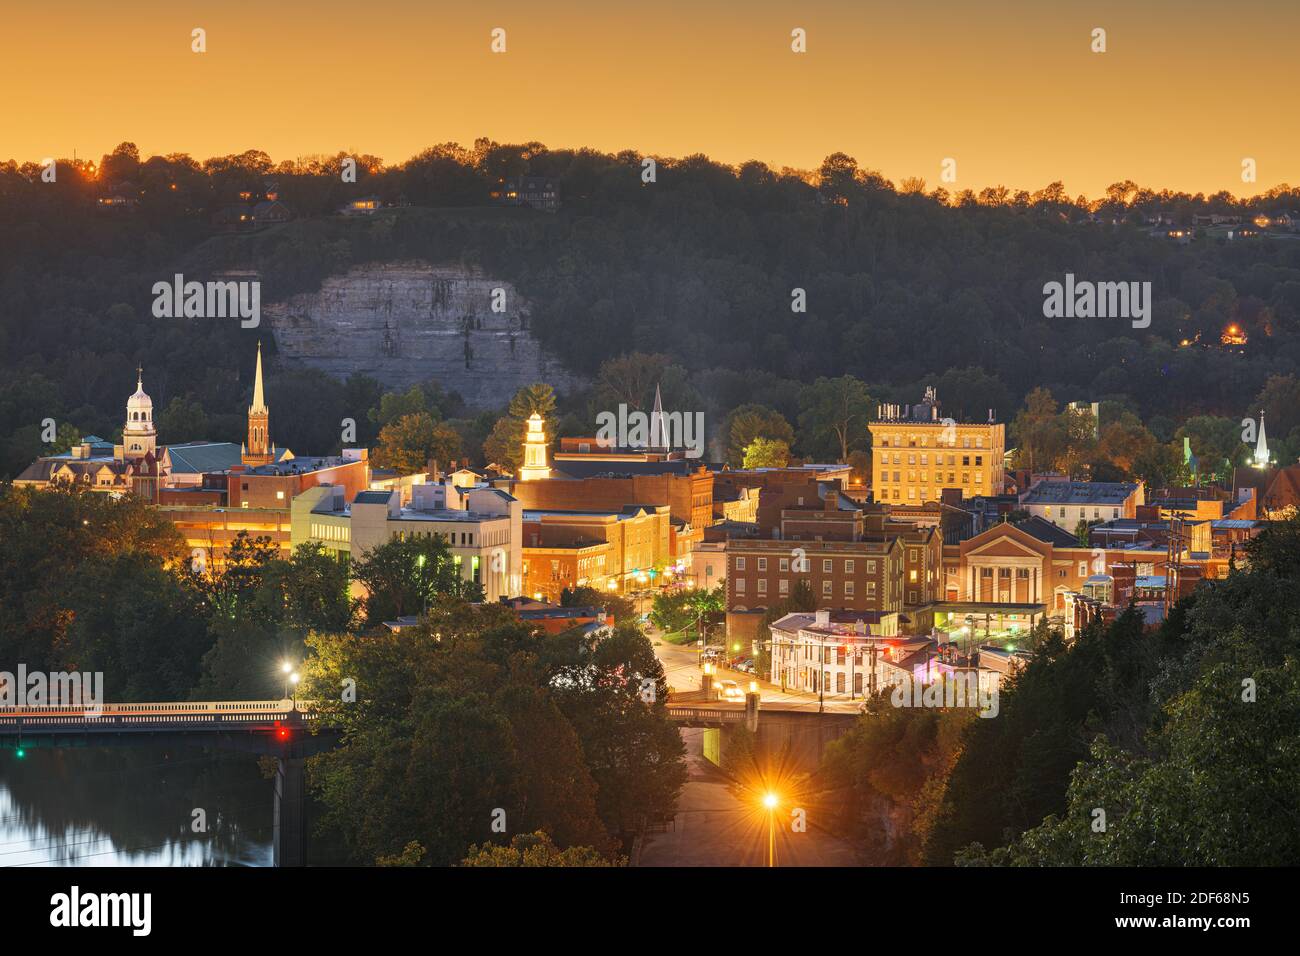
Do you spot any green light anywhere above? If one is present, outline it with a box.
[15,748,25,759]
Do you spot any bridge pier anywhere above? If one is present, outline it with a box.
[273,756,307,867]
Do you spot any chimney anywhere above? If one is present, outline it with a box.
[814,609,830,626]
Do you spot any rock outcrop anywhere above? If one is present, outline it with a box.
[263,261,581,409]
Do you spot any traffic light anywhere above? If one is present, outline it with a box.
[15,747,25,759]
[275,721,290,741]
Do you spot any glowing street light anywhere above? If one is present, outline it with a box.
[289,672,300,709]
[762,792,779,867]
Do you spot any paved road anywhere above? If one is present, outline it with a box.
[636,727,860,867]
[649,627,865,714]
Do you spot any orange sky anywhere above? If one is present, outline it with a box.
[2,0,1295,196]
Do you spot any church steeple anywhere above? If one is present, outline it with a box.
[243,341,274,467]
[648,383,668,452]
[251,341,267,413]
[1253,409,1270,468]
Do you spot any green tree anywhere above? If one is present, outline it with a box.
[743,437,790,469]
[1010,388,1064,473]
[350,534,484,625]
[548,622,687,840]
[797,375,873,462]
[461,831,621,867]
[483,383,557,472]
[373,412,462,475]
[560,585,636,622]
[726,405,795,467]
[157,395,209,444]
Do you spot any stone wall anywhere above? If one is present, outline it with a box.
[263,261,582,409]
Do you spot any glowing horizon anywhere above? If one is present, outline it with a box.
[2,0,1296,198]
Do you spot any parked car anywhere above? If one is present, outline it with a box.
[735,659,756,674]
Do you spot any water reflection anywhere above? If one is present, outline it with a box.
[0,744,272,866]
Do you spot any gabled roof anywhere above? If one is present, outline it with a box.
[1013,515,1082,547]
[164,442,244,474]
[1264,465,1300,509]
[1022,480,1139,506]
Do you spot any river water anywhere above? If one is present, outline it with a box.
[0,744,273,867]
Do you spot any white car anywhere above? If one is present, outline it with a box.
[717,679,744,702]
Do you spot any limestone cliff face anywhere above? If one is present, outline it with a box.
[264,261,581,409]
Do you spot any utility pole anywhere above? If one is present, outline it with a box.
[1166,512,1188,616]
[818,635,825,713]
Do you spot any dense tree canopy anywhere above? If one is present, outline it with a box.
[5,140,1300,478]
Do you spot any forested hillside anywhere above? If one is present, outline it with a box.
[4,140,1300,477]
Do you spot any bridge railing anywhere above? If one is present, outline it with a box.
[665,706,748,723]
[0,700,321,732]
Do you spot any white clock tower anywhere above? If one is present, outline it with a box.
[123,367,157,460]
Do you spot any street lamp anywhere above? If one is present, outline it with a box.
[762,792,779,867]
[280,661,292,700]
[289,672,300,710]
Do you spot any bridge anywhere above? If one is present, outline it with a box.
[664,693,858,771]
[0,700,335,867]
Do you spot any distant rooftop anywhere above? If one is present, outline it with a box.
[242,455,350,476]
[1022,480,1139,506]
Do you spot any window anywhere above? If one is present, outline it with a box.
[779,579,789,595]
[735,579,746,593]
[1078,561,1088,576]
[779,558,789,571]
[757,580,767,595]
[822,559,832,572]
[844,560,854,573]
[866,561,876,574]
[864,581,876,595]
[975,456,983,466]
[757,557,767,571]
[735,557,746,571]
[844,582,855,596]
[962,456,970,466]
[822,581,833,595]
